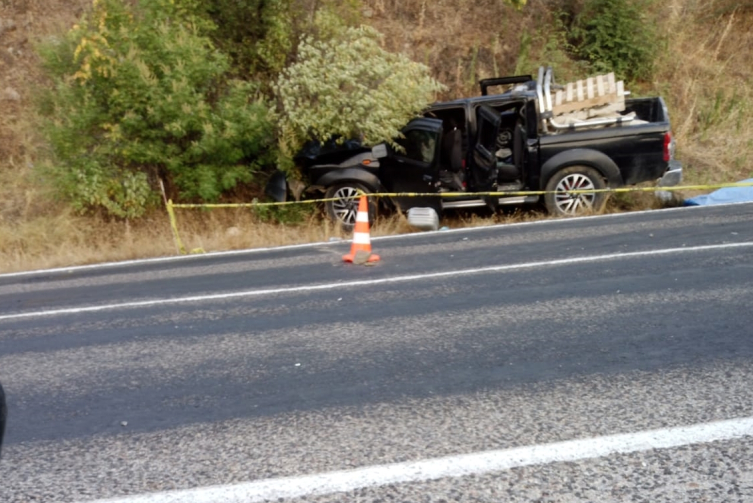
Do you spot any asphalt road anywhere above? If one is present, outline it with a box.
[0,203,752,502]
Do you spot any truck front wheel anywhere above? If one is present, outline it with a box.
[544,166,608,216]
[325,182,377,231]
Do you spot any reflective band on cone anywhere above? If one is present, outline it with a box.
[353,233,371,245]
[343,196,380,264]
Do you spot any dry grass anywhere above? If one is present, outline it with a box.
[364,0,535,98]
[366,0,753,185]
[650,0,753,183]
[0,193,684,273]
[0,206,436,273]
[0,0,92,272]
[0,0,751,273]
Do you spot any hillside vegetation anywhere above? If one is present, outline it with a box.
[0,0,751,272]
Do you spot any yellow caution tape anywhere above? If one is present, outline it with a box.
[169,182,753,209]
[165,199,187,255]
[164,181,753,254]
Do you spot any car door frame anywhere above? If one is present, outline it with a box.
[467,104,502,193]
[378,117,444,212]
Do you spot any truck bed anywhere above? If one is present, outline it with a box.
[624,97,669,124]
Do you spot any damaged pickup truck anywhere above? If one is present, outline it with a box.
[267,66,682,228]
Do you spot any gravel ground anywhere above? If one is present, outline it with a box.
[291,438,753,503]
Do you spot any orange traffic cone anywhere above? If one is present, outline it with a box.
[343,196,380,264]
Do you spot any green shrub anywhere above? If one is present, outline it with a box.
[569,0,659,82]
[200,0,294,80]
[198,0,364,84]
[38,0,275,218]
[275,18,445,165]
[515,11,589,84]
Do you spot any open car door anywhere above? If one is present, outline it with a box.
[469,105,502,193]
[378,117,443,213]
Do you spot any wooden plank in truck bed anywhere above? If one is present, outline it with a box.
[552,73,625,116]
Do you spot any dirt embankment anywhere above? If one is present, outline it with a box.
[1,1,88,161]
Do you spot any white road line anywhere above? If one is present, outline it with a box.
[83,416,753,503]
[0,240,333,279]
[2,241,751,322]
[4,202,749,280]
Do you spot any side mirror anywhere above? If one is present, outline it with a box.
[371,144,388,159]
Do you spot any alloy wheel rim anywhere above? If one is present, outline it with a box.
[331,187,361,225]
[554,173,596,214]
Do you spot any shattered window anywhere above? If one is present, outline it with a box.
[397,130,437,164]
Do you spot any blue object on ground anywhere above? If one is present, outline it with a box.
[684,179,753,206]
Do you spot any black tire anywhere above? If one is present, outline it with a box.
[0,381,6,458]
[544,165,608,216]
[324,182,377,230]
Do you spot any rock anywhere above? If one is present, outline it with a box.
[352,249,371,265]
[2,87,20,102]
[226,226,241,237]
[0,19,17,37]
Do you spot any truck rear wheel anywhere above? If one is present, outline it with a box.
[544,166,608,216]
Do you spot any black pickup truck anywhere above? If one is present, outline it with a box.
[268,67,682,228]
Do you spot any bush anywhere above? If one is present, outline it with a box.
[275,17,445,167]
[198,0,365,85]
[199,0,294,80]
[38,0,275,218]
[569,0,659,82]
